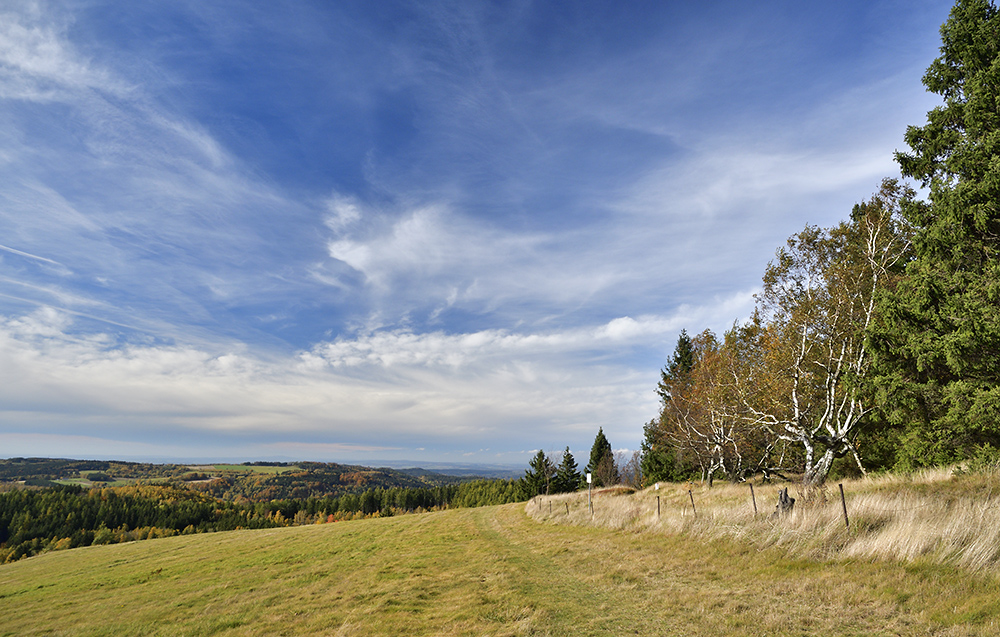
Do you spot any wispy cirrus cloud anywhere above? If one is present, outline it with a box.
[0,2,124,100]
[325,201,554,306]
[0,2,334,347]
[0,0,952,463]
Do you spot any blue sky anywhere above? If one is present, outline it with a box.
[0,0,947,466]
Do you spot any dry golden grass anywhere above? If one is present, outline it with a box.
[6,491,1000,635]
[5,501,1000,636]
[529,468,1000,575]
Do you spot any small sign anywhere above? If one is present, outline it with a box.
[586,473,592,484]
[655,483,660,490]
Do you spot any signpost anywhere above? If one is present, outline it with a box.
[587,472,593,516]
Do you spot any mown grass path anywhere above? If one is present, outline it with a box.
[1,503,998,635]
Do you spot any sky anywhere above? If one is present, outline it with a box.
[0,0,950,467]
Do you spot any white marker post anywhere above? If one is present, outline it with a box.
[587,472,593,516]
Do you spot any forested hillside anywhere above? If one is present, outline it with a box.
[0,478,525,563]
[0,458,473,500]
[0,458,531,564]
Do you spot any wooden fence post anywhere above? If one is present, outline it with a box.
[839,483,849,529]
[689,490,697,518]
[750,483,758,516]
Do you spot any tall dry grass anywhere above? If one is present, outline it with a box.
[527,467,1000,574]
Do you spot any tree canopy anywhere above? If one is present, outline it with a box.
[871,0,1000,468]
[521,450,555,497]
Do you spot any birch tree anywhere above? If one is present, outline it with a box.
[654,330,775,484]
[746,179,914,486]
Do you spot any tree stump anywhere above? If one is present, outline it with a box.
[772,487,795,518]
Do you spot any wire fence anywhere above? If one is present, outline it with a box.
[528,479,1000,529]
[527,477,1000,573]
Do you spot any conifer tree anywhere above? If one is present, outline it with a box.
[586,428,618,487]
[872,0,1000,467]
[643,330,701,483]
[639,419,675,484]
[520,449,555,497]
[553,447,581,493]
[656,330,695,403]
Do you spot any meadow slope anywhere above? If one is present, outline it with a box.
[1,501,999,636]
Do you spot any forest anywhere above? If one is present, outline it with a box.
[0,477,526,563]
[641,0,1000,488]
[0,458,473,498]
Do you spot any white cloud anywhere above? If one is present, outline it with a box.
[307,288,756,372]
[0,301,760,456]
[324,193,363,231]
[328,204,542,287]
[0,242,64,267]
[0,4,124,100]
[308,317,660,370]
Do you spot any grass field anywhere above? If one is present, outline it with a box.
[2,495,1000,636]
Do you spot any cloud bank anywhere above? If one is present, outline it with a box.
[0,301,754,461]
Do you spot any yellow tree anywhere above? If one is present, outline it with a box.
[742,179,914,486]
[657,330,773,484]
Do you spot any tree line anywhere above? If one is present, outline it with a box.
[0,478,527,563]
[519,427,638,497]
[0,458,473,500]
[641,0,1000,487]
[3,442,637,564]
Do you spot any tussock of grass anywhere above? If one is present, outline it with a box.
[528,468,1000,575]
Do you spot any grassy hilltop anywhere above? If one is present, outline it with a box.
[3,470,1000,636]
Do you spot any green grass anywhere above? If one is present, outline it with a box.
[3,503,1000,636]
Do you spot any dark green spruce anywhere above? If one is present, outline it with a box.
[871,0,1000,467]
[586,428,619,487]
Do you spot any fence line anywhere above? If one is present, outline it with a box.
[530,481,1000,531]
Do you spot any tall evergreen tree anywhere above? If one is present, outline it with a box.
[520,450,555,497]
[553,447,581,493]
[639,419,674,484]
[656,330,695,403]
[644,329,702,483]
[871,0,1000,467]
[586,428,618,487]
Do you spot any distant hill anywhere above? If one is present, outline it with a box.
[0,457,486,501]
[396,465,522,480]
